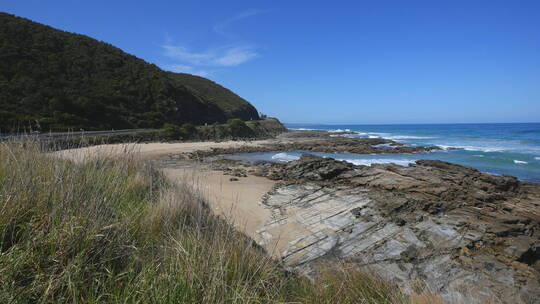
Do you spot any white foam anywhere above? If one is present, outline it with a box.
[437,145,453,151]
[327,128,352,133]
[437,145,505,153]
[462,146,505,152]
[383,135,434,140]
[473,154,485,157]
[535,157,540,160]
[372,143,396,149]
[338,158,416,167]
[289,128,317,131]
[514,160,528,164]
[271,152,300,162]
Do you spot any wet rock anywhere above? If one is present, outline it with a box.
[282,154,353,181]
[189,130,440,159]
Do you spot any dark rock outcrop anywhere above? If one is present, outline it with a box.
[187,133,439,160]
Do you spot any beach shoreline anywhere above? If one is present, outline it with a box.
[55,129,540,302]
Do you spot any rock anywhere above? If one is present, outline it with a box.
[192,136,540,303]
[251,155,540,303]
[282,154,353,181]
[189,130,440,159]
[229,177,239,182]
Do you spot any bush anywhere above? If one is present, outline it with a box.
[227,118,254,138]
[180,123,197,139]
[162,123,183,139]
[162,123,198,140]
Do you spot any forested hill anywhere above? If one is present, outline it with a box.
[0,12,260,132]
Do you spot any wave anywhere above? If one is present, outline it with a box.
[271,152,300,162]
[337,158,416,167]
[330,130,433,140]
[382,135,434,140]
[289,128,317,131]
[514,160,528,164]
[536,157,540,160]
[270,152,415,167]
[436,145,506,153]
[437,145,453,151]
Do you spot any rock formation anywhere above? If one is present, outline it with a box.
[253,155,540,303]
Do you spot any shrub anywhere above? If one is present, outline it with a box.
[227,118,254,138]
[180,123,198,139]
[162,123,183,139]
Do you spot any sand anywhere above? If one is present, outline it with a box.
[163,168,274,233]
[57,140,288,257]
[164,167,315,258]
[55,139,271,162]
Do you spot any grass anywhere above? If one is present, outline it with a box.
[0,140,439,303]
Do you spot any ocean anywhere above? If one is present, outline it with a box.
[230,123,540,182]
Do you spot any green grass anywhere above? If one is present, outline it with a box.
[0,141,439,303]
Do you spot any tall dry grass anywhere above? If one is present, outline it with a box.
[0,140,440,303]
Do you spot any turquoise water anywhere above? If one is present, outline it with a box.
[233,123,540,182]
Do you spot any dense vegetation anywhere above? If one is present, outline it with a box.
[0,142,440,303]
[43,118,287,151]
[0,12,259,133]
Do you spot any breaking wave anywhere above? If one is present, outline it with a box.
[436,145,506,153]
[337,158,416,167]
[271,152,300,162]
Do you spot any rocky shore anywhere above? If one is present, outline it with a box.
[202,154,540,303]
[184,129,440,159]
[154,129,540,303]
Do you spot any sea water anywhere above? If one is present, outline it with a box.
[227,123,540,182]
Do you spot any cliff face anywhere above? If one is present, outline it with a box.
[0,12,259,132]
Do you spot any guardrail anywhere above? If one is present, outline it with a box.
[0,129,158,141]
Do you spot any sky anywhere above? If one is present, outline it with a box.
[2,0,540,124]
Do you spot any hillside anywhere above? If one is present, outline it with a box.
[0,12,259,132]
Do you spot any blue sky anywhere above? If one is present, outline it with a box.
[3,0,540,124]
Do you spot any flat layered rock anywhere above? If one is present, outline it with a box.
[254,155,540,304]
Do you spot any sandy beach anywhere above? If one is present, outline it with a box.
[57,139,289,254]
[55,139,271,161]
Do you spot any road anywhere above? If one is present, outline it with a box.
[0,129,157,141]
